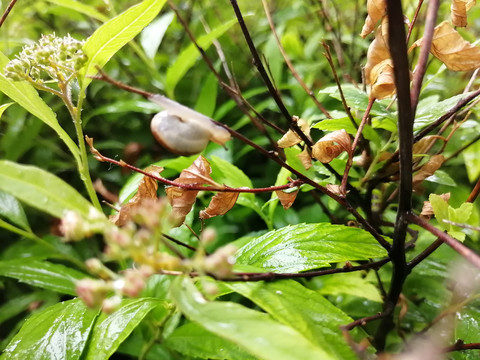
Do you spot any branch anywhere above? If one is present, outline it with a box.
[407,214,480,269]
[0,0,18,28]
[229,0,313,146]
[374,0,413,350]
[444,341,480,353]
[213,258,390,282]
[262,0,331,119]
[87,137,303,194]
[410,0,440,114]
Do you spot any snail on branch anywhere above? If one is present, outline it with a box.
[149,94,231,156]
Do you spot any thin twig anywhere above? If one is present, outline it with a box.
[408,214,480,269]
[443,341,480,353]
[406,0,425,44]
[0,0,18,28]
[162,233,198,253]
[467,177,480,203]
[229,0,312,146]
[216,258,390,282]
[341,312,386,331]
[322,41,358,129]
[262,0,331,118]
[410,0,439,114]
[341,98,375,194]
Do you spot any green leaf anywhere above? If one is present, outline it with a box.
[170,277,333,360]
[0,102,12,118]
[0,259,87,295]
[463,140,480,183]
[425,170,456,187]
[235,223,388,272]
[415,92,473,131]
[84,298,163,360]
[0,190,30,230]
[80,0,166,89]
[1,299,98,360]
[44,0,109,22]
[140,12,174,59]
[314,272,383,302]
[227,280,359,360]
[0,51,81,165]
[165,322,255,360]
[194,72,218,118]
[165,18,238,97]
[0,160,96,219]
[430,194,473,241]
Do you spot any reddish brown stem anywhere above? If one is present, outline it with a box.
[341,97,375,195]
[0,0,18,28]
[407,213,480,269]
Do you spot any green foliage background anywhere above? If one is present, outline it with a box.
[0,0,480,359]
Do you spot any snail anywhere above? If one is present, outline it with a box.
[149,94,231,156]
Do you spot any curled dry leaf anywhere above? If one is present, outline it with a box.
[277,117,311,148]
[199,192,240,219]
[326,184,347,197]
[451,0,476,27]
[411,21,480,71]
[370,59,396,99]
[166,156,214,225]
[312,129,352,163]
[111,165,164,226]
[275,189,299,210]
[298,146,312,170]
[360,0,387,38]
[365,19,396,99]
[421,192,450,218]
[413,154,445,186]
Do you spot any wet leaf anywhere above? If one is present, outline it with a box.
[451,0,476,27]
[112,165,163,226]
[277,118,311,148]
[411,21,480,71]
[199,191,239,219]
[361,0,386,38]
[312,130,351,163]
[275,189,298,210]
[1,299,98,360]
[166,156,214,223]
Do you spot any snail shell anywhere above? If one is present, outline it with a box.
[149,94,231,155]
[151,111,211,155]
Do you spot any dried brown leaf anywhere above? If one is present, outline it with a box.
[411,21,480,71]
[451,0,476,27]
[298,146,312,170]
[275,189,298,210]
[199,192,240,219]
[413,154,445,185]
[166,156,214,224]
[370,59,396,99]
[326,184,347,197]
[277,118,311,148]
[312,129,352,163]
[365,19,396,99]
[112,165,163,226]
[361,0,387,38]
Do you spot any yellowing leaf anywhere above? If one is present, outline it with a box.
[451,0,476,27]
[361,0,387,38]
[411,21,480,71]
[277,118,311,148]
[312,130,352,163]
[112,165,163,226]
[275,189,298,210]
[166,156,214,224]
[199,192,239,219]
